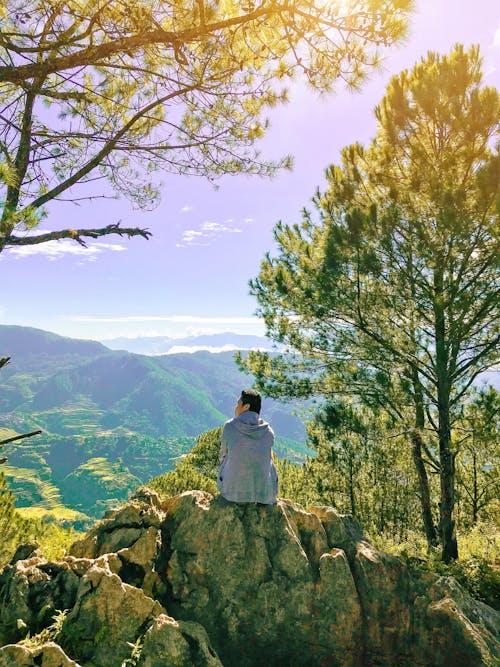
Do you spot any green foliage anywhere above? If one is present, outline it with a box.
[0,471,79,570]
[275,458,312,507]
[20,609,69,650]
[148,466,219,498]
[147,427,222,498]
[275,404,428,542]
[0,0,412,251]
[121,637,144,667]
[240,44,499,562]
[0,472,18,556]
[33,521,82,563]
[0,471,35,567]
[455,388,500,526]
[375,524,500,610]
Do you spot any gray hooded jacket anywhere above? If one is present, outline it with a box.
[217,411,278,504]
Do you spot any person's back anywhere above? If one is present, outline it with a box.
[217,389,278,504]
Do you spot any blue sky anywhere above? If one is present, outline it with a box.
[1,0,499,342]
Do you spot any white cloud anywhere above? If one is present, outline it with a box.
[493,26,500,48]
[177,220,243,246]
[183,230,203,239]
[5,240,127,260]
[201,221,242,233]
[177,229,210,247]
[243,217,254,223]
[166,344,242,354]
[68,315,261,324]
[180,205,193,213]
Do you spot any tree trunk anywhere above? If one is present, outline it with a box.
[348,454,356,517]
[472,450,478,525]
[411,430,439,547]
[411,372,439,548]
[437,408,458,562]
[434,268,458,562]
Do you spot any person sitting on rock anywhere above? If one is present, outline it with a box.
[217,388,278,504]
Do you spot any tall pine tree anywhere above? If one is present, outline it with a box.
[242,45,499,562]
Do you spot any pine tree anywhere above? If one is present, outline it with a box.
[242,45,499,561]
[0,0,412,252]
[0,472,32,567]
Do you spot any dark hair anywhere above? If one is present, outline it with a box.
[241,388,262,414]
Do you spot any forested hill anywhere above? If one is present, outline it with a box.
[0,325,311,523]
[0,324,305,440]
[0,325,112,372]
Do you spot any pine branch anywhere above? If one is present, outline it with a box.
[2,223,152,249]
[0,7,286,83]
[21,85,198,213]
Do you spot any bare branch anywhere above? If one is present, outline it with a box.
[3,222,152,248]
[0,430,42,448]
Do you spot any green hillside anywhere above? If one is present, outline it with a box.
[1,431,195,525]
[0,325,112,377]
[0,326,307,440]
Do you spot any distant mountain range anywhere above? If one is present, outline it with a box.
[0,325,311,522]
[0,325,303,440]
[100,332,277,355]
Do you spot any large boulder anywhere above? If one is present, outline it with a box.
[157,493,362,666]
[0,489,498,666]
[138,615,223,667]
[59,559,166,666]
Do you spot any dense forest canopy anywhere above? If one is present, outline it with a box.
[0,0,412,251]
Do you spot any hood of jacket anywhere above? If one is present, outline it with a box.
[230,411,272,439]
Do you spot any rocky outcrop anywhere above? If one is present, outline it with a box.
[0,489,498,666]
[0,641,79,666]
